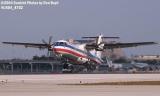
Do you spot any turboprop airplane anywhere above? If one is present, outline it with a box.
[2,34,157,72]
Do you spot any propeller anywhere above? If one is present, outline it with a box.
[42,36,54,57]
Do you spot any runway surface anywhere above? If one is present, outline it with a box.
[0,74,160,96]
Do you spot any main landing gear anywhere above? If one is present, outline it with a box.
[62,63,74,73]
[61,58,74,73]
[61,58,97,73]
[83,62,97,72]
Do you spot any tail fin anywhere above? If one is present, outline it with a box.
[94,34,104,59]
[96,34,103,45]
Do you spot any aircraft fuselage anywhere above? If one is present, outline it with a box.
[53,40,102,65]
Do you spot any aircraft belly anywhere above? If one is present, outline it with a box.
[62,53,82,64]
[62,53,78,60]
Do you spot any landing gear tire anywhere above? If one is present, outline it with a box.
[62,63,74,73]
[61,58,73,73]
[84,63,96,73]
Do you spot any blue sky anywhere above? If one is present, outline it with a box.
[0,0,159,59]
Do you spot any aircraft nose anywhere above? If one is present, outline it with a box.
[53,48,57,52]
[53,48,59,54]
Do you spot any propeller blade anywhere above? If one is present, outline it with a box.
[49,36,52,45]
[42,36,54,57]
[47,50,50,57]
[42,39,47,44]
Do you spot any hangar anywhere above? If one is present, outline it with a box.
[0,60,62,74]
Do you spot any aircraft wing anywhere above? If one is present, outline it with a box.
[104,42,157,49]
[2,42,48,49]
[86,42,157,50]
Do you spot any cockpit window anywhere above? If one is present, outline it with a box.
[54,42,67,46]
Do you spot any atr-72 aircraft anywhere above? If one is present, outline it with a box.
[2,34,157,72]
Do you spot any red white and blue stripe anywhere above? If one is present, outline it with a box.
[53,41,103,64]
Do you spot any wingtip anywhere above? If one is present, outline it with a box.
[154,42,159,44]
[2,42,9,44]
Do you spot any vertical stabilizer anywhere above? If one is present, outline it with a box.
[94,34,104,59]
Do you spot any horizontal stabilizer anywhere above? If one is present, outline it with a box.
[75,40,94,43]
[82,36,120,39]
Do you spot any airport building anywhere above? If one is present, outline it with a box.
[0,60,63,74]
[133,55,160,61]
